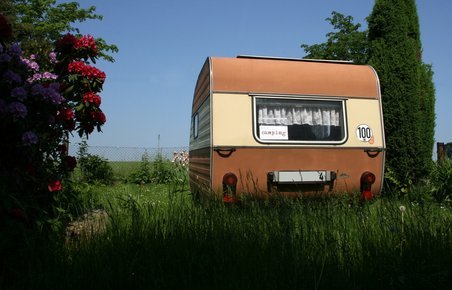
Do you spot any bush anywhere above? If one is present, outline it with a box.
[429,160,452,203]
[77,140,113,184]
[78,155,114,185]
[128,152,185,185]
[127,151,153,184]
[149,153,175,184]
[0,15,107,233]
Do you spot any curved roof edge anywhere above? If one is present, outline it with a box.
[237,55,355,64]
[210,56,380,99]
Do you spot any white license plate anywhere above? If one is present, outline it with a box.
[270,171,333,184]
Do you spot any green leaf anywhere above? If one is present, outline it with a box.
[64,85,74,95]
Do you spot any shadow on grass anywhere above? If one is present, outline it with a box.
[1,190,451,290]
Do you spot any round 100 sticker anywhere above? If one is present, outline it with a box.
[356,124,373,142]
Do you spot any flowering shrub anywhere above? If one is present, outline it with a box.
[0,14,107,226]
[171,151,189,190]
[171,150,189,167]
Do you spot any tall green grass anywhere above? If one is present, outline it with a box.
[2,183,451,290]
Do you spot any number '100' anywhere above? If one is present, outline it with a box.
[358,126,372,139]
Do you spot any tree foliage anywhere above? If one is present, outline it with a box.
[1,0,118,62]
[0,0,14,16]
[301,2,436,193]
[367,0,429,190]
[418,63,436,175]
[301,11,368,64]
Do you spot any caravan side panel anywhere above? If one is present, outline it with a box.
[192,59,211,112]
[189,59,212,191]
[189,97,211,188]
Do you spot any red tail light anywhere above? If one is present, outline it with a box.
[223,173,238,186]
[223,172,238,203]
[360,171,376,200]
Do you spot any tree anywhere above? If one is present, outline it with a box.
[0,0,14,16]
[302,2,436,193]
[418,63,436,176]
[367,0,431,191]
[2,0,118,62]
[301,11,368,64]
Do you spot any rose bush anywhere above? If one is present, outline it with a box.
[0,14,107,227]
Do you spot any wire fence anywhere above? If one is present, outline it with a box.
[68,143,188,162]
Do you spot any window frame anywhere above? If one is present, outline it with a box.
[252,95,348,145]
[192,113,199,139]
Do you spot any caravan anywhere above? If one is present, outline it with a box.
[189,56,385,202]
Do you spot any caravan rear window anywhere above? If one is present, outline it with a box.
[254,96,347,143]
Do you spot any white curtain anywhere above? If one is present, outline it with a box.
[258,105,340,126]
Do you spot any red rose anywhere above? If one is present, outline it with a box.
[58,107,75,121]
[57,107,76,130]
[0,14,12,40]
[89,109,106,124]
[83,92,101,107]
[48,179,62,192]
[56,33,77,53]
[68,61,106,82]
[95,110,106,124]
[75,35,98,57]
[65,155,77,171]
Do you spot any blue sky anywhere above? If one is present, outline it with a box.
[71,0,451,149]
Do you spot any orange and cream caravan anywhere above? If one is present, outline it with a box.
[189,56,385,202]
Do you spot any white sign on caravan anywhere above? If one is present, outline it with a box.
[356,124,373,143]
[259,125,288,140]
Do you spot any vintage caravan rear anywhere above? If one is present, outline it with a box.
[189,56,385,201]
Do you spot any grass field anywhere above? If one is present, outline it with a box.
[1,160,451,289]
[109,161,142,180]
